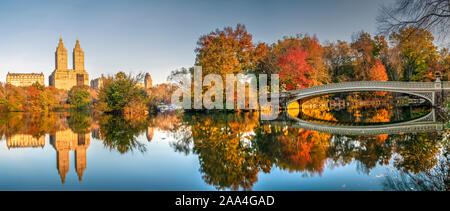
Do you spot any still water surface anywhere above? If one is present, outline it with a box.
[0,93,447,190]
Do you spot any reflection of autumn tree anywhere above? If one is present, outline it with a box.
[0,112,68,138]
[328,132,442,174]
[392,132,441,173]
[327,135,393,174]
[383,141,449,191]
[253,125,330,177]
[341,92,393,124]
[149,111,184,132]
[368,108,390,123]
[181,112,271,190]
[98,114,150,154]
[164,111,444,188]
[148,111,193,155]
[298,96,337,122]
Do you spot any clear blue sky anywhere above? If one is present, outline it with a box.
[0,0,395,85]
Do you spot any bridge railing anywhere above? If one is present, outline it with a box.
[443,81,450,89]
[286,81,439,96]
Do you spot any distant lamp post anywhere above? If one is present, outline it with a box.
[435,71,441,82]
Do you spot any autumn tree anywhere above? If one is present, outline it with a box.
[324,40,357,82]
[277,47,314,90]
[436,48,450,80]
[257,34,329,89]
[368,60,389,81]
[351,32,390,81]
[24,86,42,111]
[147,83,176,111]
[0,83,7,112]
[195,24,267,78]
[390,26,439,81]
[39,88,57,112]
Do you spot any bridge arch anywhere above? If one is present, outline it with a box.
[280,81,443,106]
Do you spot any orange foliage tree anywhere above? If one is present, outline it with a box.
[368,60,388,81]
[195,24,267,77]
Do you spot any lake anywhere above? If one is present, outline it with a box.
[0,92,448,191]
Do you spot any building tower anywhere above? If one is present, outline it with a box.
[55,37,68,70]
[145,73,152,89]
[49,38,89,90]
[73,39,85,71]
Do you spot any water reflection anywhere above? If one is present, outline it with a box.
[294,92,433,125]
[0,101,447,190]
[96,114,149,153]
[50,127,90,183]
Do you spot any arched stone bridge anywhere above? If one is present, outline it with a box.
[268,109,444,136]
[276,81,450,107]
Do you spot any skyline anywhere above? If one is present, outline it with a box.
[0,0,434,85]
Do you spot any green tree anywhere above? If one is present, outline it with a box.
[97,72,148,113]
[68,86,91,109]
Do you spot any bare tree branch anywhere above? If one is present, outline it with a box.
[377,0,450,40]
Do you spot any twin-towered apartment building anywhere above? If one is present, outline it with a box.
[5,38,152,90]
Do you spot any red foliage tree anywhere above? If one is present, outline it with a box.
[25,86,42,111]
[277,47,314,90]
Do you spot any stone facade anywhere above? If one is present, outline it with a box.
[49,38,89,90]
[136,73,152,89]
[91,72,152,90]
[6,72,44,87]
[90,74,105,90]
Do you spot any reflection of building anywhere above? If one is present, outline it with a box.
[6,134,45,149]
[50,129,90,184]
[49,38,89,90]
[6,72,45,87]
[146,127,154,142]
[91,128,103,139]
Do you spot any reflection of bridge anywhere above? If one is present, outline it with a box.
[270,109,444,136]
[278,81,450,107]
